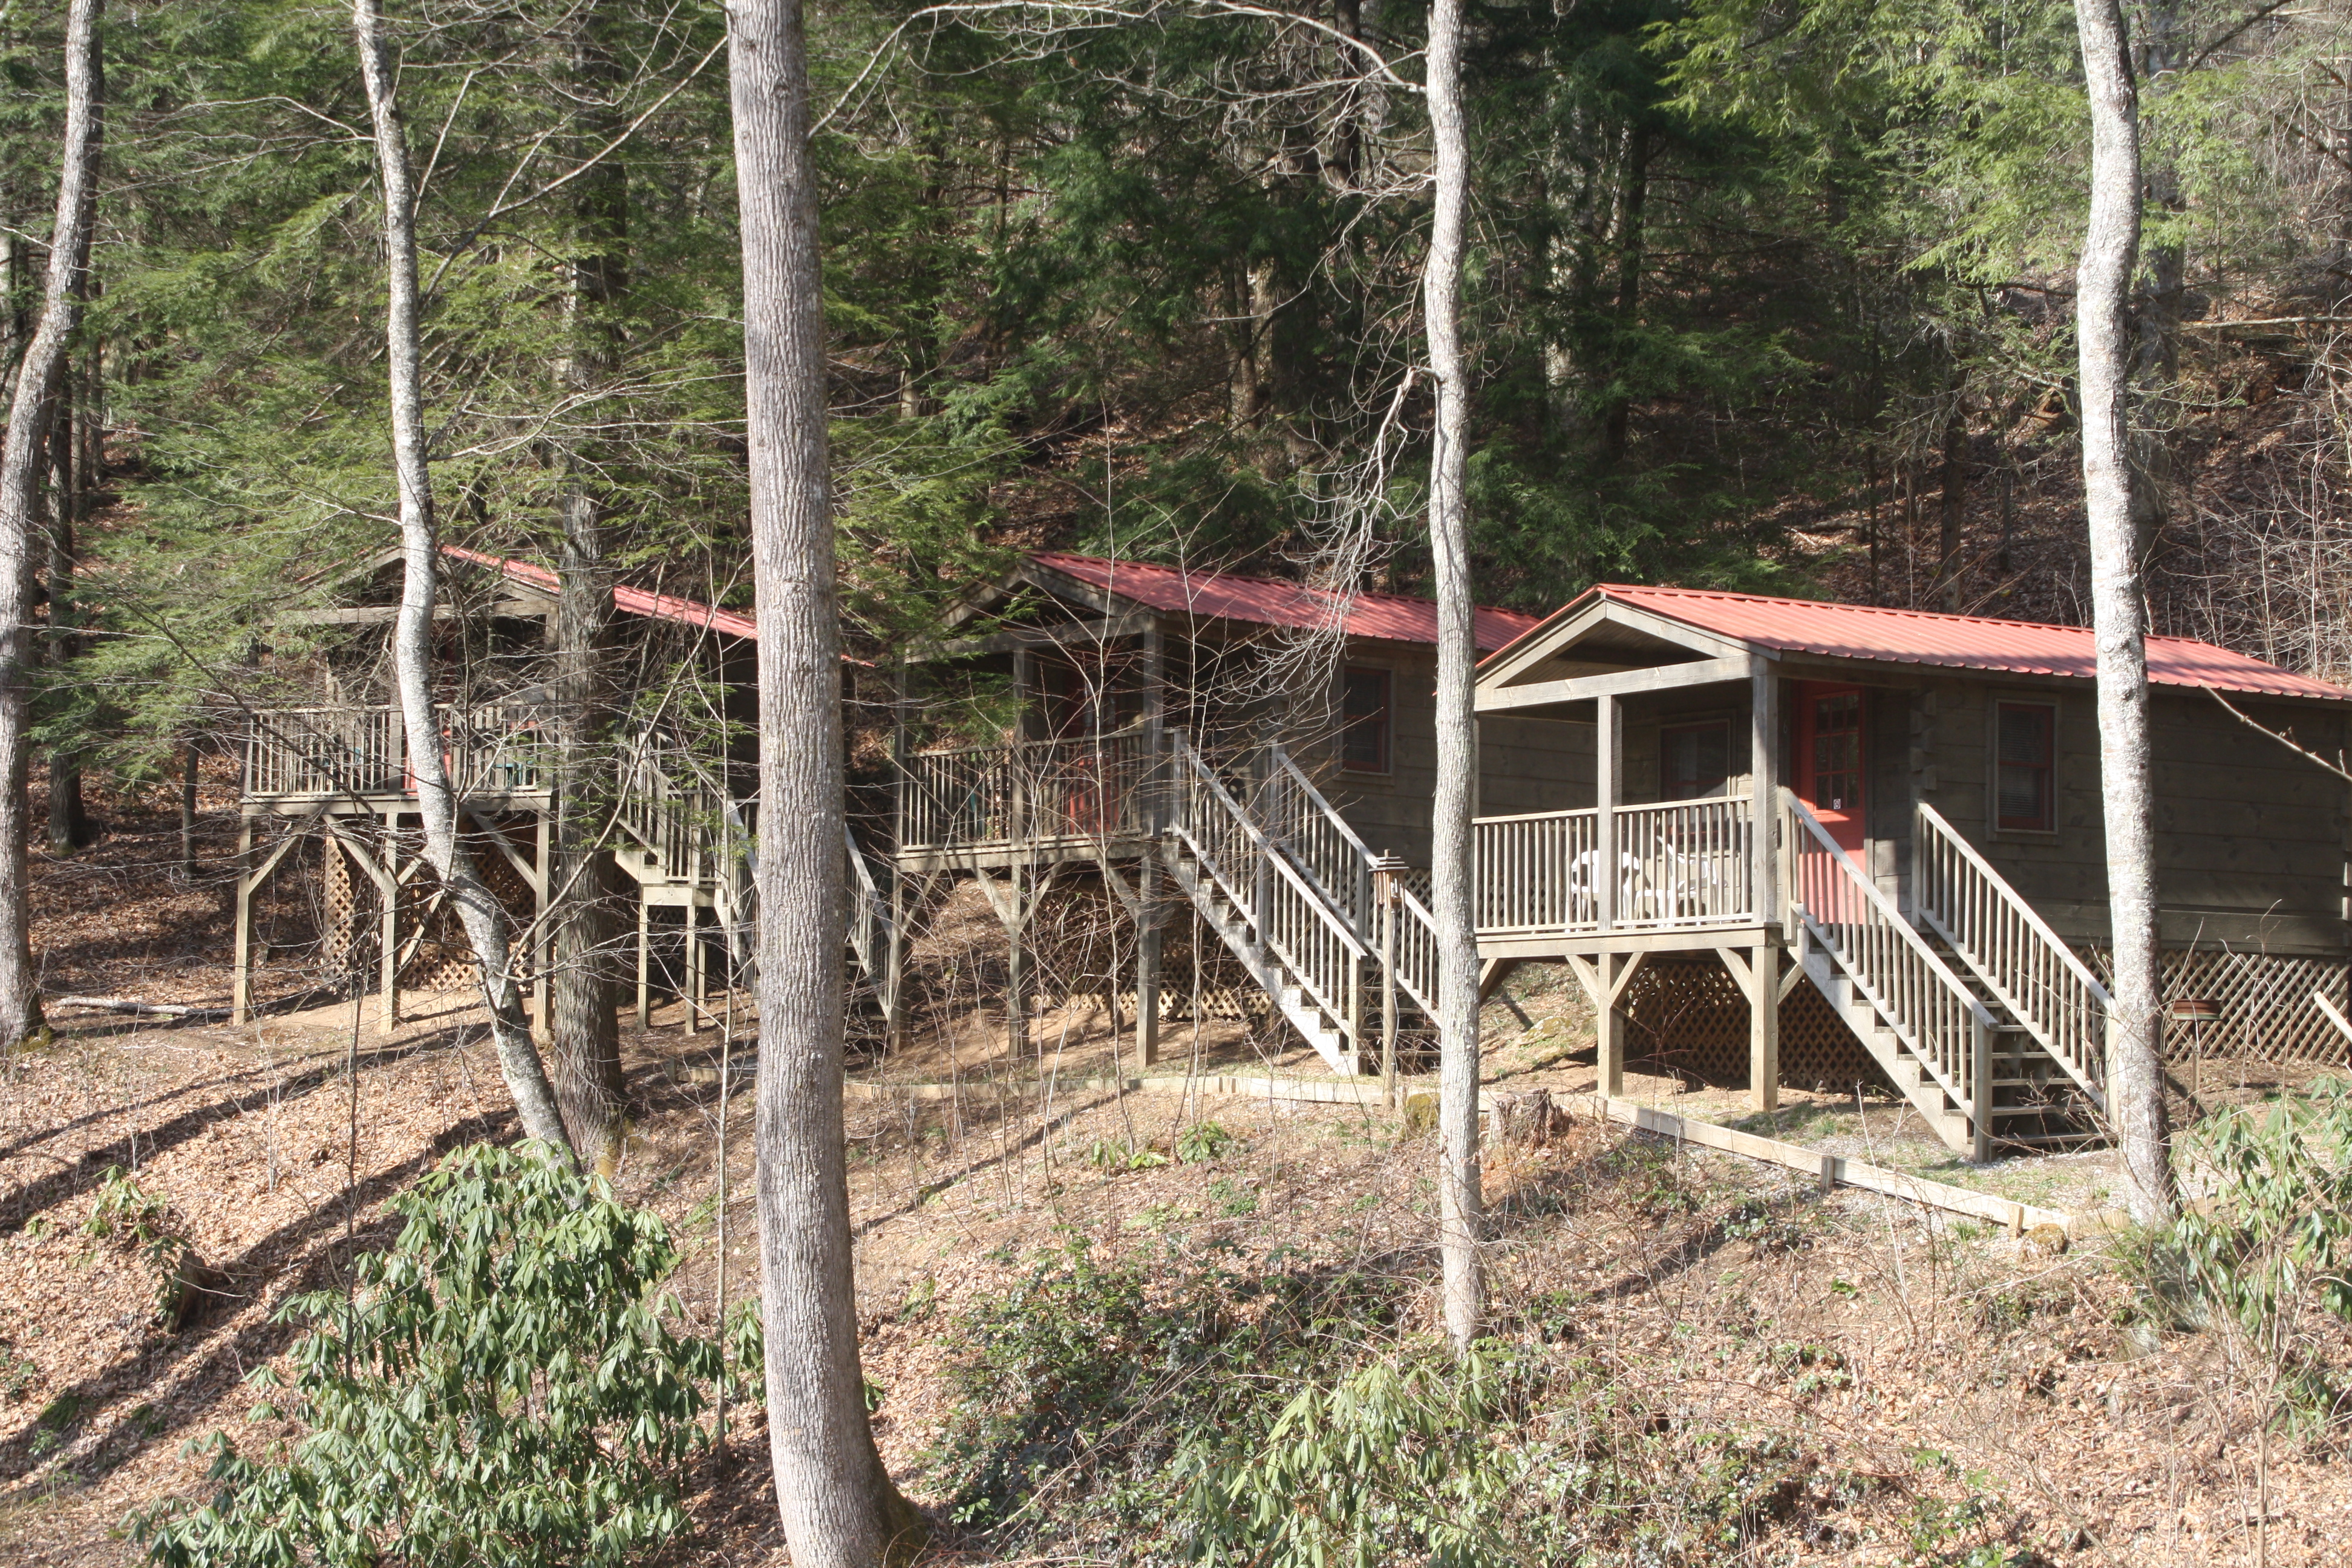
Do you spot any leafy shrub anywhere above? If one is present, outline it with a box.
[1085,1137,1167,1171]
[926,1238,1400,1544]
[1174,1344,1532,1567]
[1175,1120,1237,1163]
[132,1142,727,1568]
[84,1166,209,1326]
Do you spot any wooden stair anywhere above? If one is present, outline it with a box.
[1161,829,1358,1075]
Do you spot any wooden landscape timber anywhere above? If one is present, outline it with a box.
[837,1068,2082,1236]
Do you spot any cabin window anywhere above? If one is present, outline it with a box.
[1340,666,1392,773]
[1661,721,1730,800]
[1995,701,2057,832]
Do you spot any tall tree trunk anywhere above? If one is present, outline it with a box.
[1599,123,1649,468]
[728,1,923,1561]
[1425,0,1483,1353]
[47,365,86,855]
[0,0,103,1047]
[180,737,198,881]
[352,0,573,1158]
[2071,0,2177,1224]
[546,4,629,1174]
[1932,382,1967,612]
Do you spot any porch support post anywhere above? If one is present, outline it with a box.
[379,811,400,1034]
[1740,942,1780,1112]
[635,893,650,1031]
[1006,865,1027,1061]
[1134,852,1163,1071]
[1598,953,1626,1096]
[683,898,701,1033]
[1377,858,1400,1106]
[1596,693,1618,930]
[1750,657,1779,929]
[232,814,255,1026]
[1567,949,1647,1099]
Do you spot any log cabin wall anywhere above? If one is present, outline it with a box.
[1291,641,1596,869]
[1913,680,2352,957]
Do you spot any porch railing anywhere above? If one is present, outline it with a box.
[1913,801,2109,1107]
[1786,789,1993,1117]
[899,728,1154,852]
[1263,742,1376,935]
[244,702,548,801]
[617,741,714,883]
[1169,733,1367,1062]
[1472,796,1754,936]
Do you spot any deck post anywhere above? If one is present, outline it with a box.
[1969,1016,1994,1163]
[1597,953,1625,1097]
[883,869,910,1053]
[683,898,702,1033]
[1377,861,1399,1106]
[1005,864,1027,1061]
[232,814,255,1025]
[1747,941,1779,1112]
[1749,658,1779,928]
[635,894,650,1031]
[1596,694,1618,930]
[379,810,400,1034]
[1134,854,1162,1071]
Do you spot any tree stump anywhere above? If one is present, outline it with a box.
[1490,1088,1558,1148]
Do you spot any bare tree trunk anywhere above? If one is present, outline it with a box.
[1933,382,1967,612]
[547,3,628,1174]
[47,366,87,855]
[728,1,924,1561]
[353,0,572,1158]
[2072,0,2177,1224]
[0,0,102,1047]
[1599,123,1648,468]
[1425,0,1483,1353]
[179,737,198,881]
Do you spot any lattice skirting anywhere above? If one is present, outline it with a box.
[1622,959,1892,1093]
[315,817,539,993]
[2082,947,2352,1067]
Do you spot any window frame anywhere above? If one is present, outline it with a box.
[1338,664,1394,776]
[1988,695,2060,837]
[1658,717,1734,802]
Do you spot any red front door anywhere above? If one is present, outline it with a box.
[1792,684,1866,857]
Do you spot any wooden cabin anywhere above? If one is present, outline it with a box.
[234,548,758,1034]
[235,541,2352,1165]
[1472,585,2352,1154]
[884,552,1572,1075]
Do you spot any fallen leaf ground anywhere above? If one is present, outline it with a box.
[2,778,2348,1565]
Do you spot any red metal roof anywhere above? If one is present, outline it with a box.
[1547,584,2349,702]
[1030,552,1542,653]
[445,546,759,640]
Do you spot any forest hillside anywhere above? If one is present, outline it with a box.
[4,1,2352,1566]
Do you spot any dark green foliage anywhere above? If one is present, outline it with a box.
[131,1142,727,1568]
[924,1238,1890,1565]
[925,1238,1405,1538]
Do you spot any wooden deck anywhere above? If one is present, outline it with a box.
[893,728,1158,871]
[242,702,550,811]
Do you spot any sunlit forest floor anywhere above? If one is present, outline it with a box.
[2,782,2348,1564]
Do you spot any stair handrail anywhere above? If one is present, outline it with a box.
[1169,733,1369,1055]
[1912,801,2109,1106]
[1264,742,1377,934]
[1386,880,1442,1017]
[843,825,890,979]
[1783,789,1997,1114]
